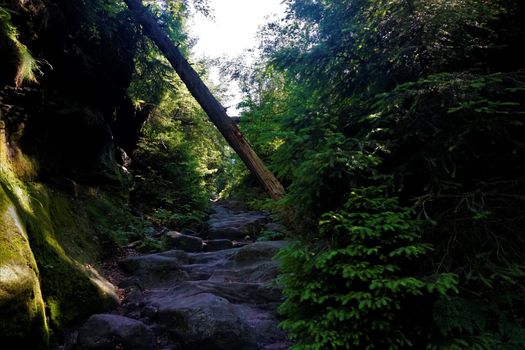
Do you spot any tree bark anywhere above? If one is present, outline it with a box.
[123,0,285,200]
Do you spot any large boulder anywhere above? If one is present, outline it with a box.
[232,304,290,350]
[143,292,254,350]
[208,208,270,240]
[164,231,203,252]
[75,314,155,350]
[118,252,188,288]
[204,239,234,251]
[232,241,287,263]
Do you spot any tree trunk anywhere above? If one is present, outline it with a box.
[122,0,286,200]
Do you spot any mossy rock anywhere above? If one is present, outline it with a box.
[1,158,121,347]
[21,185,120,331]
[0,184,49,349]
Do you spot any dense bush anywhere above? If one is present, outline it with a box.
[232,0,525,348]
[280,186,458,349]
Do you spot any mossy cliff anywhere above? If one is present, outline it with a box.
[0,1,145,348]
[0,119,134,348]
[0,135,48,348]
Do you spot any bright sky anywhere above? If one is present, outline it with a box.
[188,0,285,114]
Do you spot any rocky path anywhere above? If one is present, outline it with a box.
[72,202,290,350]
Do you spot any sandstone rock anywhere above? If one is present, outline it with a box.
[76,314,154,350]
[165,231,203,252]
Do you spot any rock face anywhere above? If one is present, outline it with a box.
[72,202,291,349]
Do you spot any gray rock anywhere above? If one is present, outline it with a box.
[208,261,280,284]
[181,228,200,237]
[208,218,268,240]
[118,253,188,288]
[182,249,236,280]
[119,254,181,273]
[207,204,270,240]
[73,204,292,350]
[204,239,233,251]
[187,249,236,265]
[147,280,281,305]
[165,231,203,252]
[232,304,291,349]
[76,314,154,350]
[143,292,254,350]
[263,343,292,350]
[157,249,189,264]
[233,241,287,263]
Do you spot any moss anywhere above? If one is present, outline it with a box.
[0,184,49,349]
[83,187,152,245]
[21,184,120,331]
[0,145,125,346]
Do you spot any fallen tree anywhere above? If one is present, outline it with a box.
[123,0,286,199]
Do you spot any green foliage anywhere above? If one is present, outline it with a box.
[131,110,217,229]
[431,296,525,350]
[257,229,284,242]
[279,186,458,349]
[0,5,40,87]
[83,188,152,245]
[0,153,130,345]
[1,0,225,345]
[230,0,525,347]
[127,0,228,230]
[22,186,117,330]
[0,180,48,349]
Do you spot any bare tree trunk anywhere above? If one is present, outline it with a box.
[122,0,286,200]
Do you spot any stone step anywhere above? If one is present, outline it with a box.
[78,204,291,350]
[144,280,282,305]
[203,238,234,251]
